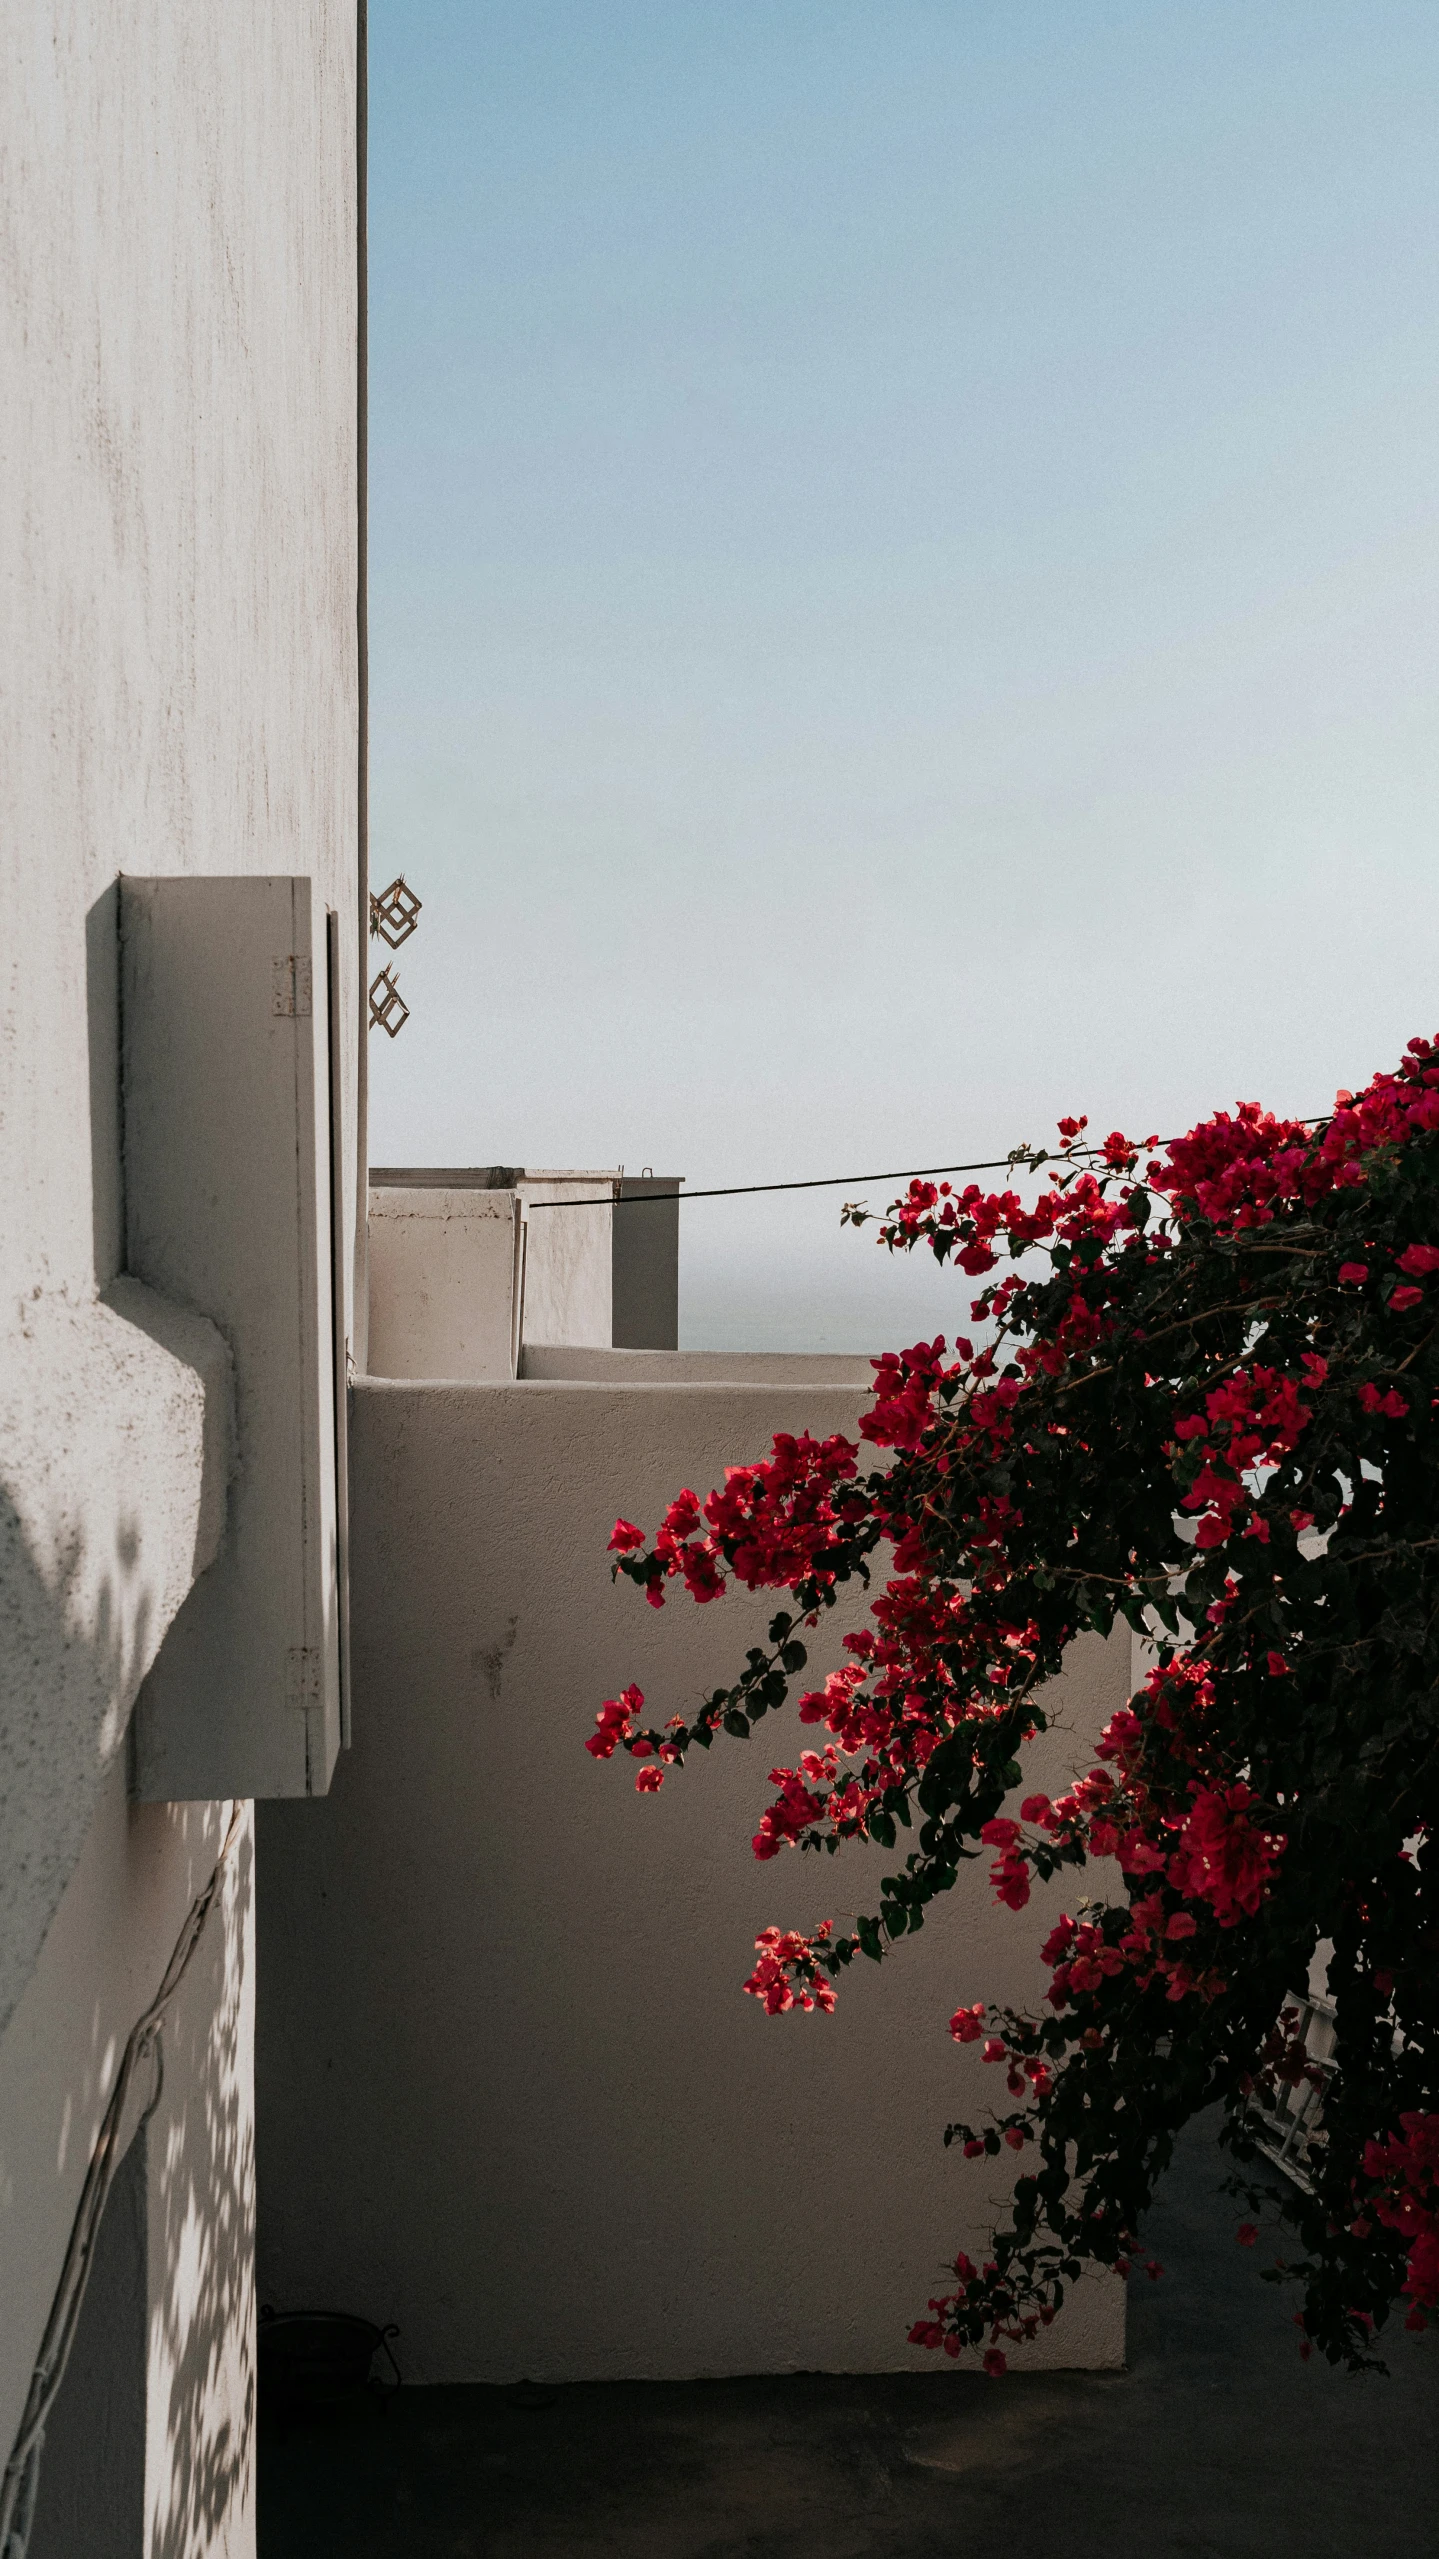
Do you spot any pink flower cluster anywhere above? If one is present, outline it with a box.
[1358,2113,1439,2330]
[584,1683,685,1792]
[924,1672,1288,2017]
[860,1335,963,1454]
[1172,1357,1325,1550]
[1160,1780,1285,1927]
[609,1430,864,1613]
[584,1683,644,1759]
[907,2246,1059,2373]
[1155,1040,1439,1228]
[743,1923,836,2015]
[880,1157,1143,1271]
[750,1747,883,1861]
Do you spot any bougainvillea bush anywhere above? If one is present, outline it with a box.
[588,1039,1439,2373]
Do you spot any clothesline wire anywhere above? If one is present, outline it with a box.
[525,1119,1332,1210]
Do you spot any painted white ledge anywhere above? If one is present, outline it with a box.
[520,1344,878,1386]
[0,1279,231,2032]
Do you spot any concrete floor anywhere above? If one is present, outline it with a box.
[259,2115,1436,2558]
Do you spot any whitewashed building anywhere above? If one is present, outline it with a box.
[1,16,1122,2555]
[1,11,363,2551]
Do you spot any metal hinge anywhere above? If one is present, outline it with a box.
[272,956,313,1017]
[287,1646,322,1711]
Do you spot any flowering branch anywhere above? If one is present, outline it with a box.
[588,1040,1439,2372]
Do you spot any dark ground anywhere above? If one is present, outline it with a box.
[259,2115,1436,2558]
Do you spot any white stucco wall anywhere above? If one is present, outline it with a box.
[1,8,359,2545]
[0,1280,232,2034]
[0,1774,255,2554]
[518,1173,618,1352]
[368,1186,523,1381]
[1,0,360,2009]
[258,1378,1126,2383]
[367,1175,624,1377]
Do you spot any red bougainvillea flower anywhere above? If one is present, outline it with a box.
[1358,1383,1410,1418]
[589,1033,1439,2375]
[585,1684,645,1760]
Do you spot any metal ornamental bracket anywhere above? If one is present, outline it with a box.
[370,874,422,948]
[368,966,409,1038]
[368,875,422,1034]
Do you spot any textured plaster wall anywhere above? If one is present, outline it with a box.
[368,1187,522,1381]
[0,0,358,2011]
[0,6,357,2545]
[0,1771,256,2556]
[258,1378,1127,2381]
[518,1176,617,1351]
[367,1177,621,1380]
[0,0,359,1926]
[0,1280,232,2034]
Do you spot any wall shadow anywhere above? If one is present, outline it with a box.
[144,1811,256,2559]
[0,1481,254,2553]
[0,1481,152,2041]
[26,2129,147,2559]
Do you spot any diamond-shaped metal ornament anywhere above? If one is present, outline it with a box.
[369,875,423,949]
[368,966,410,1038]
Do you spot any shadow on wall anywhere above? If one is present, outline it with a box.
[27,2132,147,2559]
[0,1487,255,2554]
[144,1811,256,2559]
[0,1481,154,2041]
[0,890,137,2016]
[4,885,176,2009]
[3,887,254,2544]
[2,881,234,2029]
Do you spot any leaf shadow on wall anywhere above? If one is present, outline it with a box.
[0,1486,255,2556]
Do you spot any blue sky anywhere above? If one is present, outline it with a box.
[367,2,1439,1348]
